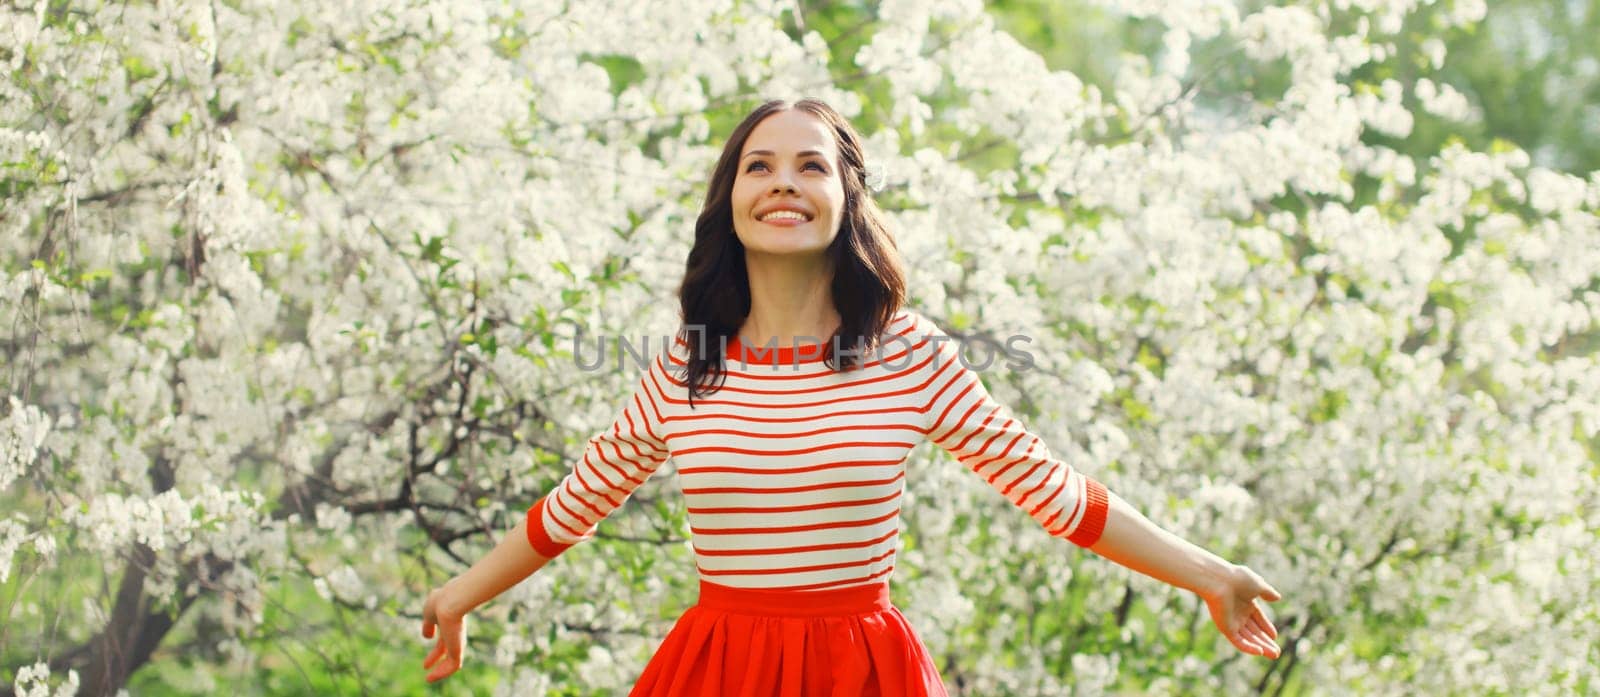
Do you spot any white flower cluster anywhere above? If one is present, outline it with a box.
[0,515,36,584]
[2,0,1595,694]
[11,662,78,697]
[63,485,264,560]
[1,396,52,492]
[494,667,553,697]
[311,563,366,606]
[1415,77,1478,122]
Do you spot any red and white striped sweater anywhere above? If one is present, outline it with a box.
[525,309,1110,592]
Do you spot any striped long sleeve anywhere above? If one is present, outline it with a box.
[522,309,1109,588]
[525,346,674,559]
[916,317,1110,548]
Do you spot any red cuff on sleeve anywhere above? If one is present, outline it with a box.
[526,495,577,560]
[1066,478,1110,548]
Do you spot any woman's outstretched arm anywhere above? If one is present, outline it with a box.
[419,339,679,683]
[1089,490,1283,658]
[420,517,552,683]
[909,311,1283,658]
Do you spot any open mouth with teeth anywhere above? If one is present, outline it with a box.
[758,210,812,223]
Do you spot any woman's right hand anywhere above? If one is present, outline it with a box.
[418,516,552,683]
[421,581,470,683]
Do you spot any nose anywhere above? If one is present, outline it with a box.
[771,172,797,194]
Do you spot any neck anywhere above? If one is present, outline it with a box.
[740,251,840,345]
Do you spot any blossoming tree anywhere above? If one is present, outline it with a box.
[2,0,1596,694]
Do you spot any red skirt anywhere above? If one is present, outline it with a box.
[630,579,949,696]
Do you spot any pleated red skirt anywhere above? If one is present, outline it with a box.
[630,579,949,696]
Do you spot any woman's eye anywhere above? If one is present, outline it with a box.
[745,161,826,173]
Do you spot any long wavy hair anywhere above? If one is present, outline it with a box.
[676,98,907,407]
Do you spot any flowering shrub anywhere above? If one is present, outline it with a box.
[2,0,1595,694]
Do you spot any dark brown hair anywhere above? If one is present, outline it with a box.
[675,98,906,407]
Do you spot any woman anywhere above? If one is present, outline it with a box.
[420,98,1283,694]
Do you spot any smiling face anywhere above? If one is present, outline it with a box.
[730,108,847,258]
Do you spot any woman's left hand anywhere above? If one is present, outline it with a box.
[1202,564,1283,659]
[420,581,472,683]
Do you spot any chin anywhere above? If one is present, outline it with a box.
[751,245,830,257]
[744,237,832,257]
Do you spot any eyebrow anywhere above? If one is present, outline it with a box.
[742,149,829,161]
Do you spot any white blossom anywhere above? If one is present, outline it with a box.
[1415,77,1478,122]
[1,0,1595,694]
[11,662,78,697]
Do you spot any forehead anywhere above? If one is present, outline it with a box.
[741,110,838,160]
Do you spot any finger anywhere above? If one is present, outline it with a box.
[1225,618,1257,653]
[1241,624,1281,658]
[1235,622,1269,655]
[422,617,433,640]
[425,654,458,684]
[1247,596,1275,628]
[1248,609,1272,639]
[1228,626,1267,658]
[1231,629,1268,657]
[1250,609,1278,640]
[445,624,465,665]
[1261,581,1282,602]
[423,638,445,669]
[1234,633,1263,658]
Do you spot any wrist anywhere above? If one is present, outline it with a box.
[438,575,477,620]
[1192,556,1240,599]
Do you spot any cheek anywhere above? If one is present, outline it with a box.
[730,181,755,213]
[826,180,840,198]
